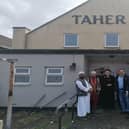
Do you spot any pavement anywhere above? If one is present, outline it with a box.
[71,109,129,129]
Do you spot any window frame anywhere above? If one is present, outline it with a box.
[45,67,64,86]
[64,33,79,48]
[104,32,120,48]
[14,66,31,86]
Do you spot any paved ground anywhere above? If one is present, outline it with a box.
[72,110,129,129]
[0,108,129,129]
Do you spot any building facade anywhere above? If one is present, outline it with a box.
[12,0,129,50]
[0,50,84,107]
[1,0,129,107]
[0,35,12,48]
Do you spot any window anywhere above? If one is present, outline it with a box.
[14,66,31,85]
[45,67,64,85]
[64,33,78,47]
[105,33,119,47]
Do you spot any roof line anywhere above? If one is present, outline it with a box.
[27,0,89,35]
[0,49,129,54]
[0,45,11,49]
[0,35,12,40]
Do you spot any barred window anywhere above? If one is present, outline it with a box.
[64,33,78,47]
[105,33,119,47]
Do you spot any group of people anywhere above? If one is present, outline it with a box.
[75,69,129,117]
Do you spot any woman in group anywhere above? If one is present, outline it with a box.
[89,70,101,113]
[100,69,116,109]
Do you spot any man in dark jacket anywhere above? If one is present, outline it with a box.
[116,69,129,112]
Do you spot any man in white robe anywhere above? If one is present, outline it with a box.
[76,71,92,117]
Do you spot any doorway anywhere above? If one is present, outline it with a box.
[86,55,129,76]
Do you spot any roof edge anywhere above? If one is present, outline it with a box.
[0,49,128,54]
[0,35,12,40]
[27,0,89,35]
[13,27,31,32]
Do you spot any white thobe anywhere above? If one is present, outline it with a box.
[76,80,92,117]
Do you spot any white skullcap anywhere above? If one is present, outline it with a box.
[78,71,85,75]
[90,70,96,74]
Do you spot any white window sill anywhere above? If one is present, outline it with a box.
[64,46,79,48]
[104,46,120,48]
[14,83,31,86]
[45,83,63,86]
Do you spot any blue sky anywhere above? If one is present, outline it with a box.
[0,0,87,38]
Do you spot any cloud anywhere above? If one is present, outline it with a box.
[0,0,87,38]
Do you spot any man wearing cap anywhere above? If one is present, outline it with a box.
[75,71,92,117]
